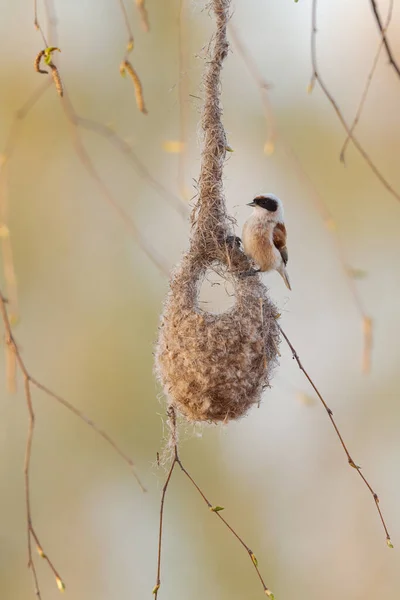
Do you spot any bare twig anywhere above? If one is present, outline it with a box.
[230,23,373,373]
[310,0,400,202]
[154,407,276,599]
[61,93,169,275]
[278,324,393,548]
[370,0,400,79]
[42,0,183,274]
[341,0,394,162]
[0,288,145,596]
[117,0,134,51]
[33,0,48,46]
[75,116,188,218]
[177,0,189,199]
[229,25,276,154]
[0,82,52,395]
[136,0,150,32]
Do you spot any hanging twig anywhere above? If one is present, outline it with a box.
[33,0,48,46]
[340,0,394,163]
[228,25,276,154]
[75,116,188,218]
[278,324,393,548]
[62,92,169,275]
[310,0,400,202]
[177,0,190,199]
[369,0,400,79]
[136,0,150,32]
[153,407,276,599]
[117,0,134,51]
[0,287,145,597]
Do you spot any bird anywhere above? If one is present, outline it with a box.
[242,193,291,290]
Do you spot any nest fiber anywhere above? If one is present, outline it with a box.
[155,0,280,423]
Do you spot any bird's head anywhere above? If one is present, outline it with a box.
[247,193,284,222]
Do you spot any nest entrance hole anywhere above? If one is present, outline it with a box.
[198,267,236,315]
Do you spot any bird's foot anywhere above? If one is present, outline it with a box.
[239,268,261,279]
[225,235,242,249]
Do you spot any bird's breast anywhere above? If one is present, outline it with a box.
[242,219,280,272]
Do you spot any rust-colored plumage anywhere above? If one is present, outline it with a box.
[272,222,288,266]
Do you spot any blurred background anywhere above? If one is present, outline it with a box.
[0,0,399,598]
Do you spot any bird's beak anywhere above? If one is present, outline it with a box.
[247,201,256,207]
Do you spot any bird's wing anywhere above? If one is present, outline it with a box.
[273,222,288,265]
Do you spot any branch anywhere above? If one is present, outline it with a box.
[310,0,400,202]
[370,0,400,79]
[153,407,276,599]
[177,0,190,199]
[75,116,188,218]
[61,92,171,276]
[0,287,145,597]
[340,0,394,162]
[136,0,150,32]
[278,324,393,548]
[116,0,134,51]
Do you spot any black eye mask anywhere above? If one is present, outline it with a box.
[255,197,278,212]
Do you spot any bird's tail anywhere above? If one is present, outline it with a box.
[278,267,291,290]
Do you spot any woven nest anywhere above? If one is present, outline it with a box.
[154,0,280,424]
[155,245,280,423]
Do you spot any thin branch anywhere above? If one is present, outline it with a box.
[75,116,188,218]
[117,0,134,50]
[228,25,276,154]
[341,0,394,162]
[370,0,400,79]
[153,450,176,597]
[136,0,150,32]
[61,92,170,276]
[154,407,276,599]
[41,0,184,275]
[177,0,190,199]
[0,81,52,395]
[310,0,400,202]
[33,0,48,46]
[278,324,393,548]
[29,376,145,491]
[23,376,43,599]
[230,23,372,373]
[0,289,145,596]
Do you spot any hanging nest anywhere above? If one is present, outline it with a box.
[155,0,280,423]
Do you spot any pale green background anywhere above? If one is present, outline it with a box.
[0,0,399,599]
